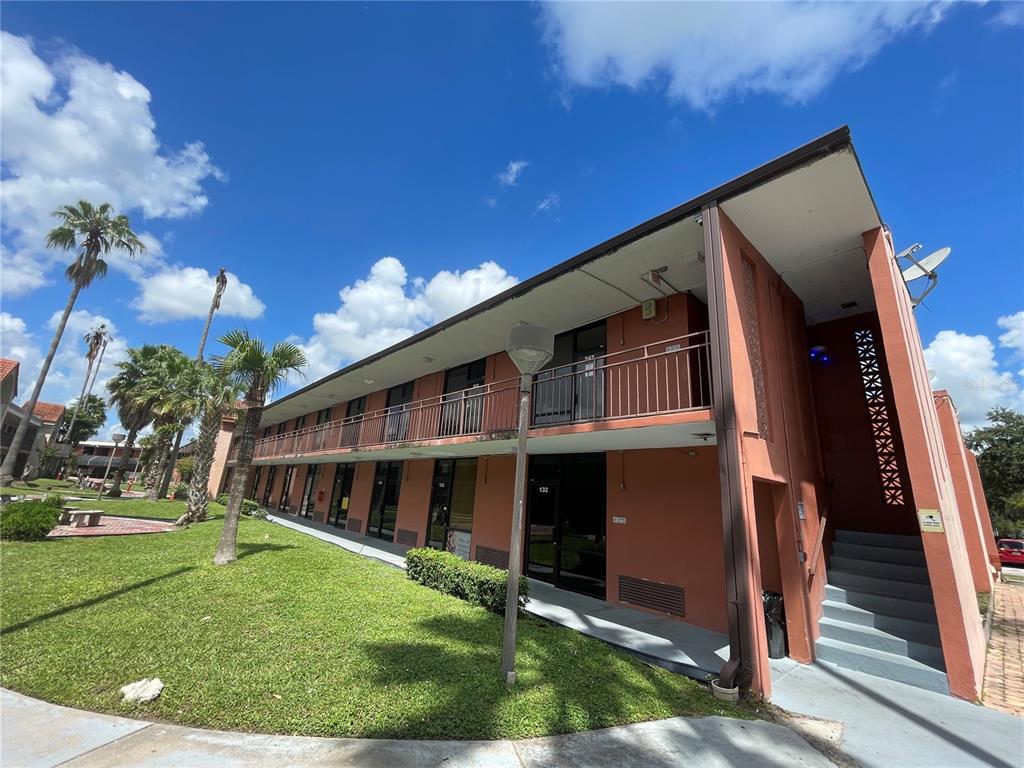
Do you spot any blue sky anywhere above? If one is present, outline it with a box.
[1,1,1022,431]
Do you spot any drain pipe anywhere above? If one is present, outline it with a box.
[702,203,757,692]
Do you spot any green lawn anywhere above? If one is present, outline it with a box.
[61,498,225,522]
[0,501,749,739]
[1,478,84,497]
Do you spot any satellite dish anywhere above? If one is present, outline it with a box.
[898,245,951,307]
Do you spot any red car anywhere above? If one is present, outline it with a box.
[997,539,1024,567]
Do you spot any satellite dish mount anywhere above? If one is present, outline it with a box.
[898,244,951,307]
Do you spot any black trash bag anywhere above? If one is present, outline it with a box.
[763,590,787,659]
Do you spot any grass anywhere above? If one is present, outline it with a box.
[1,478,83,496]
[978,591,992,617]
[0,501,750,739]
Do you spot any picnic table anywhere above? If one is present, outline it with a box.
[65,510,103,528]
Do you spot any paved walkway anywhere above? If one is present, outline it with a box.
[47,515,176,538]
[983,580,1024,716]
[0,688,829,768]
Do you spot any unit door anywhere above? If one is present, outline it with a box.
[526,477,560,582]
[261,466,277,507]
[556,455,607,598]
[300,464,320,518]
[427,458,477,556]
[329,464,355,528]
[440,360,486,436]
[248,466,262,501]
[368,461,403,539]
[278,465,295,512]
[384,383,414,442]
[341,397,366,447]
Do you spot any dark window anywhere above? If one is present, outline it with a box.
[342,396,367,447]
[316,408,332,425]
[329,464,356,528]
[533,321,607,426]
[276,422,288,436]
[278,465,296,512]
[384,382,414,442]
[300,464,320,518]
[295,414,307,430]
[248,466,262,500]
[261,465,277,507]
[440,360,486,436]
[367,461,403,540]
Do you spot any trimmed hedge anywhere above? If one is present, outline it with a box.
[0,500,62,541]
[405,547,528,615]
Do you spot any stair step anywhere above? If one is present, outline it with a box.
[822,600,941,646]
[815,637,949,695]
[833,541,927,567]
[819,617,945,665]
[824,584,937,623]
[830,556,931,584]
[829,571,933,602]
[834,529,923,551]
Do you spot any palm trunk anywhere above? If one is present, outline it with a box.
[157,428,184,501]
[63,355,95,448]
[176,404,222,526]
[146,434,171,501]
[107,427,138,497]
[214,400,261,565]
[0,282,82,486]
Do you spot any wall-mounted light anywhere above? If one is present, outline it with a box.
[809,345,831,364]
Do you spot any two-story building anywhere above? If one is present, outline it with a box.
[211,127,996,702]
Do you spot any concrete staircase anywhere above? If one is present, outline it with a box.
[816,529,950,695]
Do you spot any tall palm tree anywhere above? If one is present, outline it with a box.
[0,201,145,487]
[105,345,168,496]
[175,365,244,526]
[211,330,306,565]
[136,347,196,501]
[63,324,109,447]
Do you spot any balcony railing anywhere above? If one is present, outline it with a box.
[236,330,711,462]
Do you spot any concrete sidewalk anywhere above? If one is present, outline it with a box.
[0,688,829,768]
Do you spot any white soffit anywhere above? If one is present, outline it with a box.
[720,148,881,324]
[263,219,707,425]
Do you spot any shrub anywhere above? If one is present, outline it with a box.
[405,547,529,615]
[242,499,266,518]
[214,493,229,506]
[171,483,188,500]
[41,494,64,510]
[0,500,61,541]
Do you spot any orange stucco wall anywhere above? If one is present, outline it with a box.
[966,451,999,565]
[470,455,516,560]
[346,461,375,533]
[865,226,986,700]
[606,447,727,633]
[394,459,435,548]
[935,392,993,593]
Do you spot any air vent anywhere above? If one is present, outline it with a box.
[618,575,685,616]
[396,528,418,547]
[475,545,509,570]
[346,518,362,534]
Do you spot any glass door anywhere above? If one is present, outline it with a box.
[427,458,477,556]
[328,464,355,528]
[533,321,606,425]
[368,461,403,540]
[384,383,414,442]
[278,465,295,512]
[526,475,559,581]
[440,360,486,436]
[299,464,320,518]
[248,466,262,501]
[261,465,277,507]
[341,396,366,447]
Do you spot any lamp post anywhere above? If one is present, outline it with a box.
[501,323,554,686]
[97,432,126,501]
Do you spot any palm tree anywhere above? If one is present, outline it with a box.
[211,330,306,565]
[105,345,168,496]
[175,365,244,526]
[0,201,145,487]
[136,347,196,501]
[63,324,109,446]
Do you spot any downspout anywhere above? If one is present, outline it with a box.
[702,202,757,690]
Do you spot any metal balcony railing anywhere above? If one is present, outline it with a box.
[237,330,712,462]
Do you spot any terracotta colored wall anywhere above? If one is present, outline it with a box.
[807,313,918,535]
[935,392,992,593]
[346,461,375,532]
[470,455,516,560]
[394,459,435,548]
[606,447,728,633]
[207,419,236,497]
[311,463,336,523]
[967,451,999,564]
[710,211,829,693]
[865,226,986,700]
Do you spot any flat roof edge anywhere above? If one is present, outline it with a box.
[266,125,854,416]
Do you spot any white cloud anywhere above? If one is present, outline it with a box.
[133,267,265,323]
[497,160,529,187]
[924,316,1024,431]
[988,3,1024,27]
[539,2,947,110]
[997,310,1024,377]
[482,196,498,209]
[535,192,561,215]
[0,312,39,374]
[292,257,518,381]
[0,32,223,295]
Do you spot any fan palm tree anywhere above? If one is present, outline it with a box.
[136,347,198,501]
[0,201,145,487]
[175,366,244,526]
[211,330,306,565]
[105,345,168,496]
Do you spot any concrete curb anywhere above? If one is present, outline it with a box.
[0,688,831,768]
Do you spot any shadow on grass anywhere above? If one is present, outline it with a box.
[1,566,196,637]
[236,542,295,560]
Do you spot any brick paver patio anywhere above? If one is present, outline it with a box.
[982,580,1024,716]
[47,515,176,538]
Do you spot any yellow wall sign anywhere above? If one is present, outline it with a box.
[917,509,944,533]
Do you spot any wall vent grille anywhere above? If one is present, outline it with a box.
[396,528,418,547]
[854,328,906,506]
[618,575,685,617]
[346,518,362,534]
[476,545,509,570]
